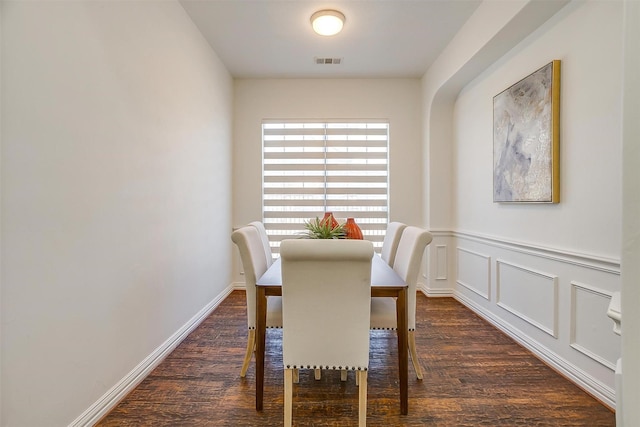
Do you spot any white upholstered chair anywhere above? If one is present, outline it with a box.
[248,220,273,268]
[231,226,282,377]
[280,239,373,427]
[370,226,433,379]
[380,222,407,267]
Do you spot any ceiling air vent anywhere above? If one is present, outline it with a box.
[315,57,342,65]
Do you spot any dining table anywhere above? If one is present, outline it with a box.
[255,253,410,415]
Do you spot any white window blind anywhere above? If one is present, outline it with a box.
[262,121,389,256]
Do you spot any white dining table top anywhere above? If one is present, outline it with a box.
[257,253,407,288]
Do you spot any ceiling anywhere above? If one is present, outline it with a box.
[179,0,482,79]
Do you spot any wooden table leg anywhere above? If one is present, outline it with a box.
[396,287,408,415]
[256,287,267,411]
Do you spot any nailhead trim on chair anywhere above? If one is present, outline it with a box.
[285,365,367,371]
[371,327,416,331]
[248,326,282,330]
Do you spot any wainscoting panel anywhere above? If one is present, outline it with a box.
[456,247,491,300]
[496,259,558,337]
[571,282,621,370]
[435,244,448,280]
[423,230,621,408]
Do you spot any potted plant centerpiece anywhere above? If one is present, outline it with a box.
[302,212,363,240]
[303,216,346,239]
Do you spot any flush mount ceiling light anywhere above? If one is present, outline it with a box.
[311,9,345,36]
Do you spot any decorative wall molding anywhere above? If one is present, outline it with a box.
[426,230,619,409]
[456,247,491,300]
[435,244,448,280]
[455,291,616,409]
[570,281,619,370]
[430,229,620,275]
[69,285,236,427]
[496,259,558,338]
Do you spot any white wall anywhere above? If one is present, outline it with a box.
[621,1,640,425]
[454,1,622,257]
[232,79,422,282]
[0,1,233,425]
[422,0,623,409]
[0,3,3,424]
[420,0,570,231]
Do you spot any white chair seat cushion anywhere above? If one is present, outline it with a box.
[369,296,398,330]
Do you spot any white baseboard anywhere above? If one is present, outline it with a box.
[68,284,236,427]
[453,290,616,410]
[418,282,453,298]
[426,230,619,410]
[232,281,247,290]
[418,276,616,409]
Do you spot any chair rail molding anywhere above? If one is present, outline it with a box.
[460,230,620,273]
[429,229,620,274]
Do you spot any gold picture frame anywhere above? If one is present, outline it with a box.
[493,60,560,203]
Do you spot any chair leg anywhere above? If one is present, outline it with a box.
[340,370,347,382]
[284,369,293,427]
[293,368,299,384]
[240,329,255,377]
[408,330,423,380]
[314,368,321,380]
[357,371,367,427]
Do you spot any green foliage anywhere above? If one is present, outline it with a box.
[303,217,346,239]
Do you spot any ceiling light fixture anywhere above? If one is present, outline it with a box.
[311,9,345,36]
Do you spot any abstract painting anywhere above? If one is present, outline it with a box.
[493,60,560,203]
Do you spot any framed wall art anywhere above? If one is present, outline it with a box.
[493,60,560,203]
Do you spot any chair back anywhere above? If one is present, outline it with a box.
[280,239,373,371]
[231,226,269,328]
[249,221,274,268]
[392,226,433,330]
[380,222,407,266]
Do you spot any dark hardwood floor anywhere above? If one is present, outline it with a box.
[97,291,615,426]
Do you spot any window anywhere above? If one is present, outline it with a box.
[262,121,389,256]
